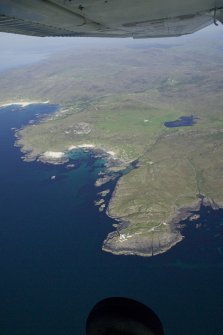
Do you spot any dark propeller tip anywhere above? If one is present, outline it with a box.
[86,297,165,335]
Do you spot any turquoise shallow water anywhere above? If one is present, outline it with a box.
[0,104,223,335]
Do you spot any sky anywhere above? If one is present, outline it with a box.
[0,23,221,72]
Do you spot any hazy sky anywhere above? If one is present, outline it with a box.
[0,23,221,72]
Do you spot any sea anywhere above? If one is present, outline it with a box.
[0,104,223,335]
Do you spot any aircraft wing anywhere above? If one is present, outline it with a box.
[0,0,222,38]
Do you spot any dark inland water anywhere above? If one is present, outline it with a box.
[164,115,198,128]
[0,104,223,335]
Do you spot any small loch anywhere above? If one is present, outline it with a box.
[164,115,198,128]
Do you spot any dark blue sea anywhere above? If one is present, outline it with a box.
[0,104,223,335]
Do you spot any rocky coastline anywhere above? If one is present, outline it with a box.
[15,118,222,258]
[14,114,223,258]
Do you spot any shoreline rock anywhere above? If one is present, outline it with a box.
[102,196,218,257]
[102,229,183,257]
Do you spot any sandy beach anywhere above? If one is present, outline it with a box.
[0,100,49,108]
[43,151,65,159]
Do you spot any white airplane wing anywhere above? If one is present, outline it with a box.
[0,0,222,38]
